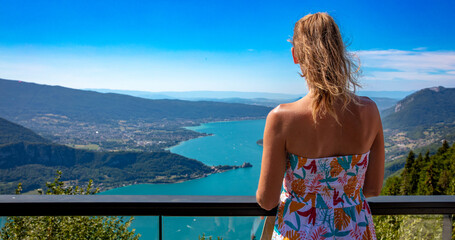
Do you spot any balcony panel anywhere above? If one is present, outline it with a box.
[0,195,454,239]
[163,216,263,240]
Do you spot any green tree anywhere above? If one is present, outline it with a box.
[381,175,402,196]
[417,151,438,195]
[410,153,424,194]
[1,171,140,240]
[376,141,455,239]
[400,151,415,194]
[437,140,450,155]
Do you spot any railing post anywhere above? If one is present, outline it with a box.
[442,214,452,240]
[159,215,163,240]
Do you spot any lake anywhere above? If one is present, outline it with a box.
[101,119,267,239]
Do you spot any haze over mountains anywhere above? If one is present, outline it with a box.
[89,88,413,100]
[87,89,304,100]
[89,88,406,110]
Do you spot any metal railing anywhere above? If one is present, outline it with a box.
[0,195,454,239]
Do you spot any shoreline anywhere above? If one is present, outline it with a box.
[166,117,265,151]
[164,133,213,151]
[98,163,253,193]
[99,118,265,193]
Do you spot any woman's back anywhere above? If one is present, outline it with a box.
[279,94,381,159]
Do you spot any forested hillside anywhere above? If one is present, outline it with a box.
[0,117,50,145]
[382,140,455,196]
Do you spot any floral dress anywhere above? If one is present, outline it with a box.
[272,151,376,240]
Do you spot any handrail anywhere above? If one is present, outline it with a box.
[0,195,454,216]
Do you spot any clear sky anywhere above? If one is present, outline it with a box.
[0,0,454,94]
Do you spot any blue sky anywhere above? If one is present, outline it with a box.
[0,0,454,93]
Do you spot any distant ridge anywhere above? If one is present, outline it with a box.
[0,78,271,124]
[358,90,415,100]
[87,88,303,100]
[89,88,399,110]
[383,86,455,129]
[89,88,413,100]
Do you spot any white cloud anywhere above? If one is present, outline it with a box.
[355,49,455,90]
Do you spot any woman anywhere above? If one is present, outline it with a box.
[256,13,384,239]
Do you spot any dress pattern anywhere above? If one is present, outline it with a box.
[272,151,376,240]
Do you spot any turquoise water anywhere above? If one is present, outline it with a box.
[101,119,267,239]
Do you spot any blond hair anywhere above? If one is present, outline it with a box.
[291,12,361,124]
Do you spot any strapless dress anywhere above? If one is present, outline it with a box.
[272,151,376,240]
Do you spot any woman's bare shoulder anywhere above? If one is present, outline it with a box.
[265,101,304,128]
[269,102,297,116]
[354,95,381,125]
[356,96,379,113]
[269,101,308,119]
[356,95,375,105]
[266,104,288,125]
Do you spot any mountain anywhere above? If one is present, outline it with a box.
[0,117,50,145]
[382,86,455,129]
[0,79,271,124]
[381,86,455,178]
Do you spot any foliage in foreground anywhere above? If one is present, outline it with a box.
[0,171,140,240]
[198,233,223,240]
[374,215,444,240]
[374,141,455,239]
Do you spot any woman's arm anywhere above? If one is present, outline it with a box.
[256,107,288,210]
[363,105,385,198]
